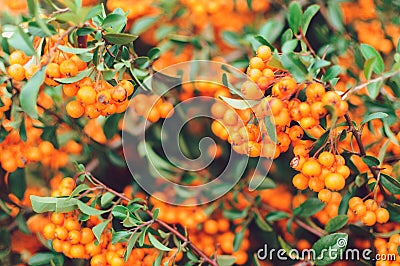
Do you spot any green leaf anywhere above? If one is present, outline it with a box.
[223,208,248,220]
[8,27,35,56]
[216,255,236,266]
[322,65,342,82]
[259,20,284,44]
[219,96,259,110]
[102,14,126,33]
[20,68,46,119]
[265,211,290,222]
[360,44,384,74]
[148,47,161,61]
[104,33,138,45]
[378,140,390,164]
[327,2,344,31]
[255,212,272,232]
[100,192,115,207]
[293,198,325,217]
[254,35,274,51]
[92,220,110,242]
[381,174,400,194]
[325,215,348,233]
[148,232,171,251]
[58,45,98,54]
[16,212,30,234]
[312,233,348,265]
[361,112,388,126]
[362,155,380,166]
[233,229,245,252]
[222,31,241,47]
[30,196,57,213]
[364,57,376,80]
[77,200,107,216]
[280,52,308,82]
[281,39,298,53]
[8,168,26,200]
[124,233,140,261]
[250,176,276,190]
[383,120,399,145]
[301,5,320,35]
[29,252,58,266]
[264,116,277,143]
[28,22,57,37]
[54,67,93,83]
[69,184,90,198]
[112,205,128,220]
[55,198,78,213]
[267,54,285,70]
[287,1,302,34]
[104,113,122,139]
[131,16,158,35]
[366,80,383,99]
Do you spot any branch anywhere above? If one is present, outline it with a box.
[84,172,218,266]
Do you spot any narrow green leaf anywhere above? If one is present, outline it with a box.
[281,52,308,82]
[92,220,110,242]
[381,174,400,195]
[288,1,302,34]
[325,215,348,233]
[364,57,376,80]
[131,16,158,35]
[148,232,172,251]
[361,112,388,126]
[265,211,290,222]
[301,5,320,35]
[362,155,380,166]
[8,27,35,56]
[20,68,45,119]
[77,200,107,216]
[219,96,259,110]
[322,65,342,82]
[54,67,93,83]
[104,33,138,45]
[57,45,98,54]
[254,35,274,50]
[100,192,115,207]
[360,44,384,74]
[383,120,399,145]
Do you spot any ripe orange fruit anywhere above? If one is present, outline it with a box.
[256,45,272,60]
[318,151,335,168]
[8,64,26,81]
[60,59,78,77]
[70,55,87,71]
[66,100,85,118]
[352,203,367,217]
[55,226,68,240]
[325,173,345,191]
[241,81,263,100]
[204,220,218,235]
[349,197,363,210]
[43,223,56,240]
[50,212,64,226]
[158,102,174,118]
[249,56,264,70]
[364,199,378,211]
[68,230,82,244]
[9,50,28,65]
[80,228,95,245]
[292,173,309,190]
[301,159,322,177]
[70,244,85,258]
[77,86,96,105]
[375,208,390,223]
[63,83,79,97]
[111,86,127,102]
[318,189,332,203]
[362,211,377,226]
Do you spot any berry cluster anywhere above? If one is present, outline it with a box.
[65,79,134,119]
[374,235,400,266]
[131,94,174,123]
[292,151,351,192]
[348,197,390,226]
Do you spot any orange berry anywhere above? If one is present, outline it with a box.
[288,125,304,141]
[256,45,272,60]
[39,141,55,156]
[318,189,332,203]
[318,151,335,168]
[80,228,95,245]
[68,230,82,244]
[60,59,78,77]
[66,100,85,118]
[301,159,322,177]
[77,86,96,105]
[352,203,367,217]
[217,219,230,232]
[306,83,325,102]
[55,226,68,240]
[97,90,112,105]
[337,165,350,179]
[63,83,79,97]
[321,91,341,108]
[85,241,102,256]
[375,208,390,223]
[52,239,64,253]
[325,173,345,191]
[43,223,56,240]
[308,177,325,192]
[241,81,263,100]
[8,64,25,81]
[364,199,378,211]
[249,56,264,70]
[9,50,28,65]
[119,80,134,96]
[233,250,248,265]
[111,86,127,102]
[46,63,61,78]
[60,177,76,190]
[292,173,309,190]
[90,254,107,266]
[349,197,363,210]
[247,141,261,157]
[361,211,377,226]
[158,102,174,118]
[299,116,318,130]
[204,220,218,235]
[70,244,85,258]
[310,102,328,119]
[146,107,160,123]
[51,212,64,226]
[70,55,87,71]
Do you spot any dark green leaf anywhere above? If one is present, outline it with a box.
[361,112,388,126]
[325,215,348,233]
[124,233,140,261]
[362,155,380,166]
[364,57,376,80]
[102,14,126,33]
[312,233,348,265]
[222,31,241,47]
[322,65,342,82]
[112,205,128,220]
[29,252,58,266]
[254,35,274,51]
[293,198,325,217]
[8,168,26,200]
[381,174,400,194]
[255,212,272,232]
[233,229,245,252]
[100,192,115,207]
[104,33,138,45]
[265,211,290,222]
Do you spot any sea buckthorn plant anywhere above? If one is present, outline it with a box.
[0,0,399,266]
